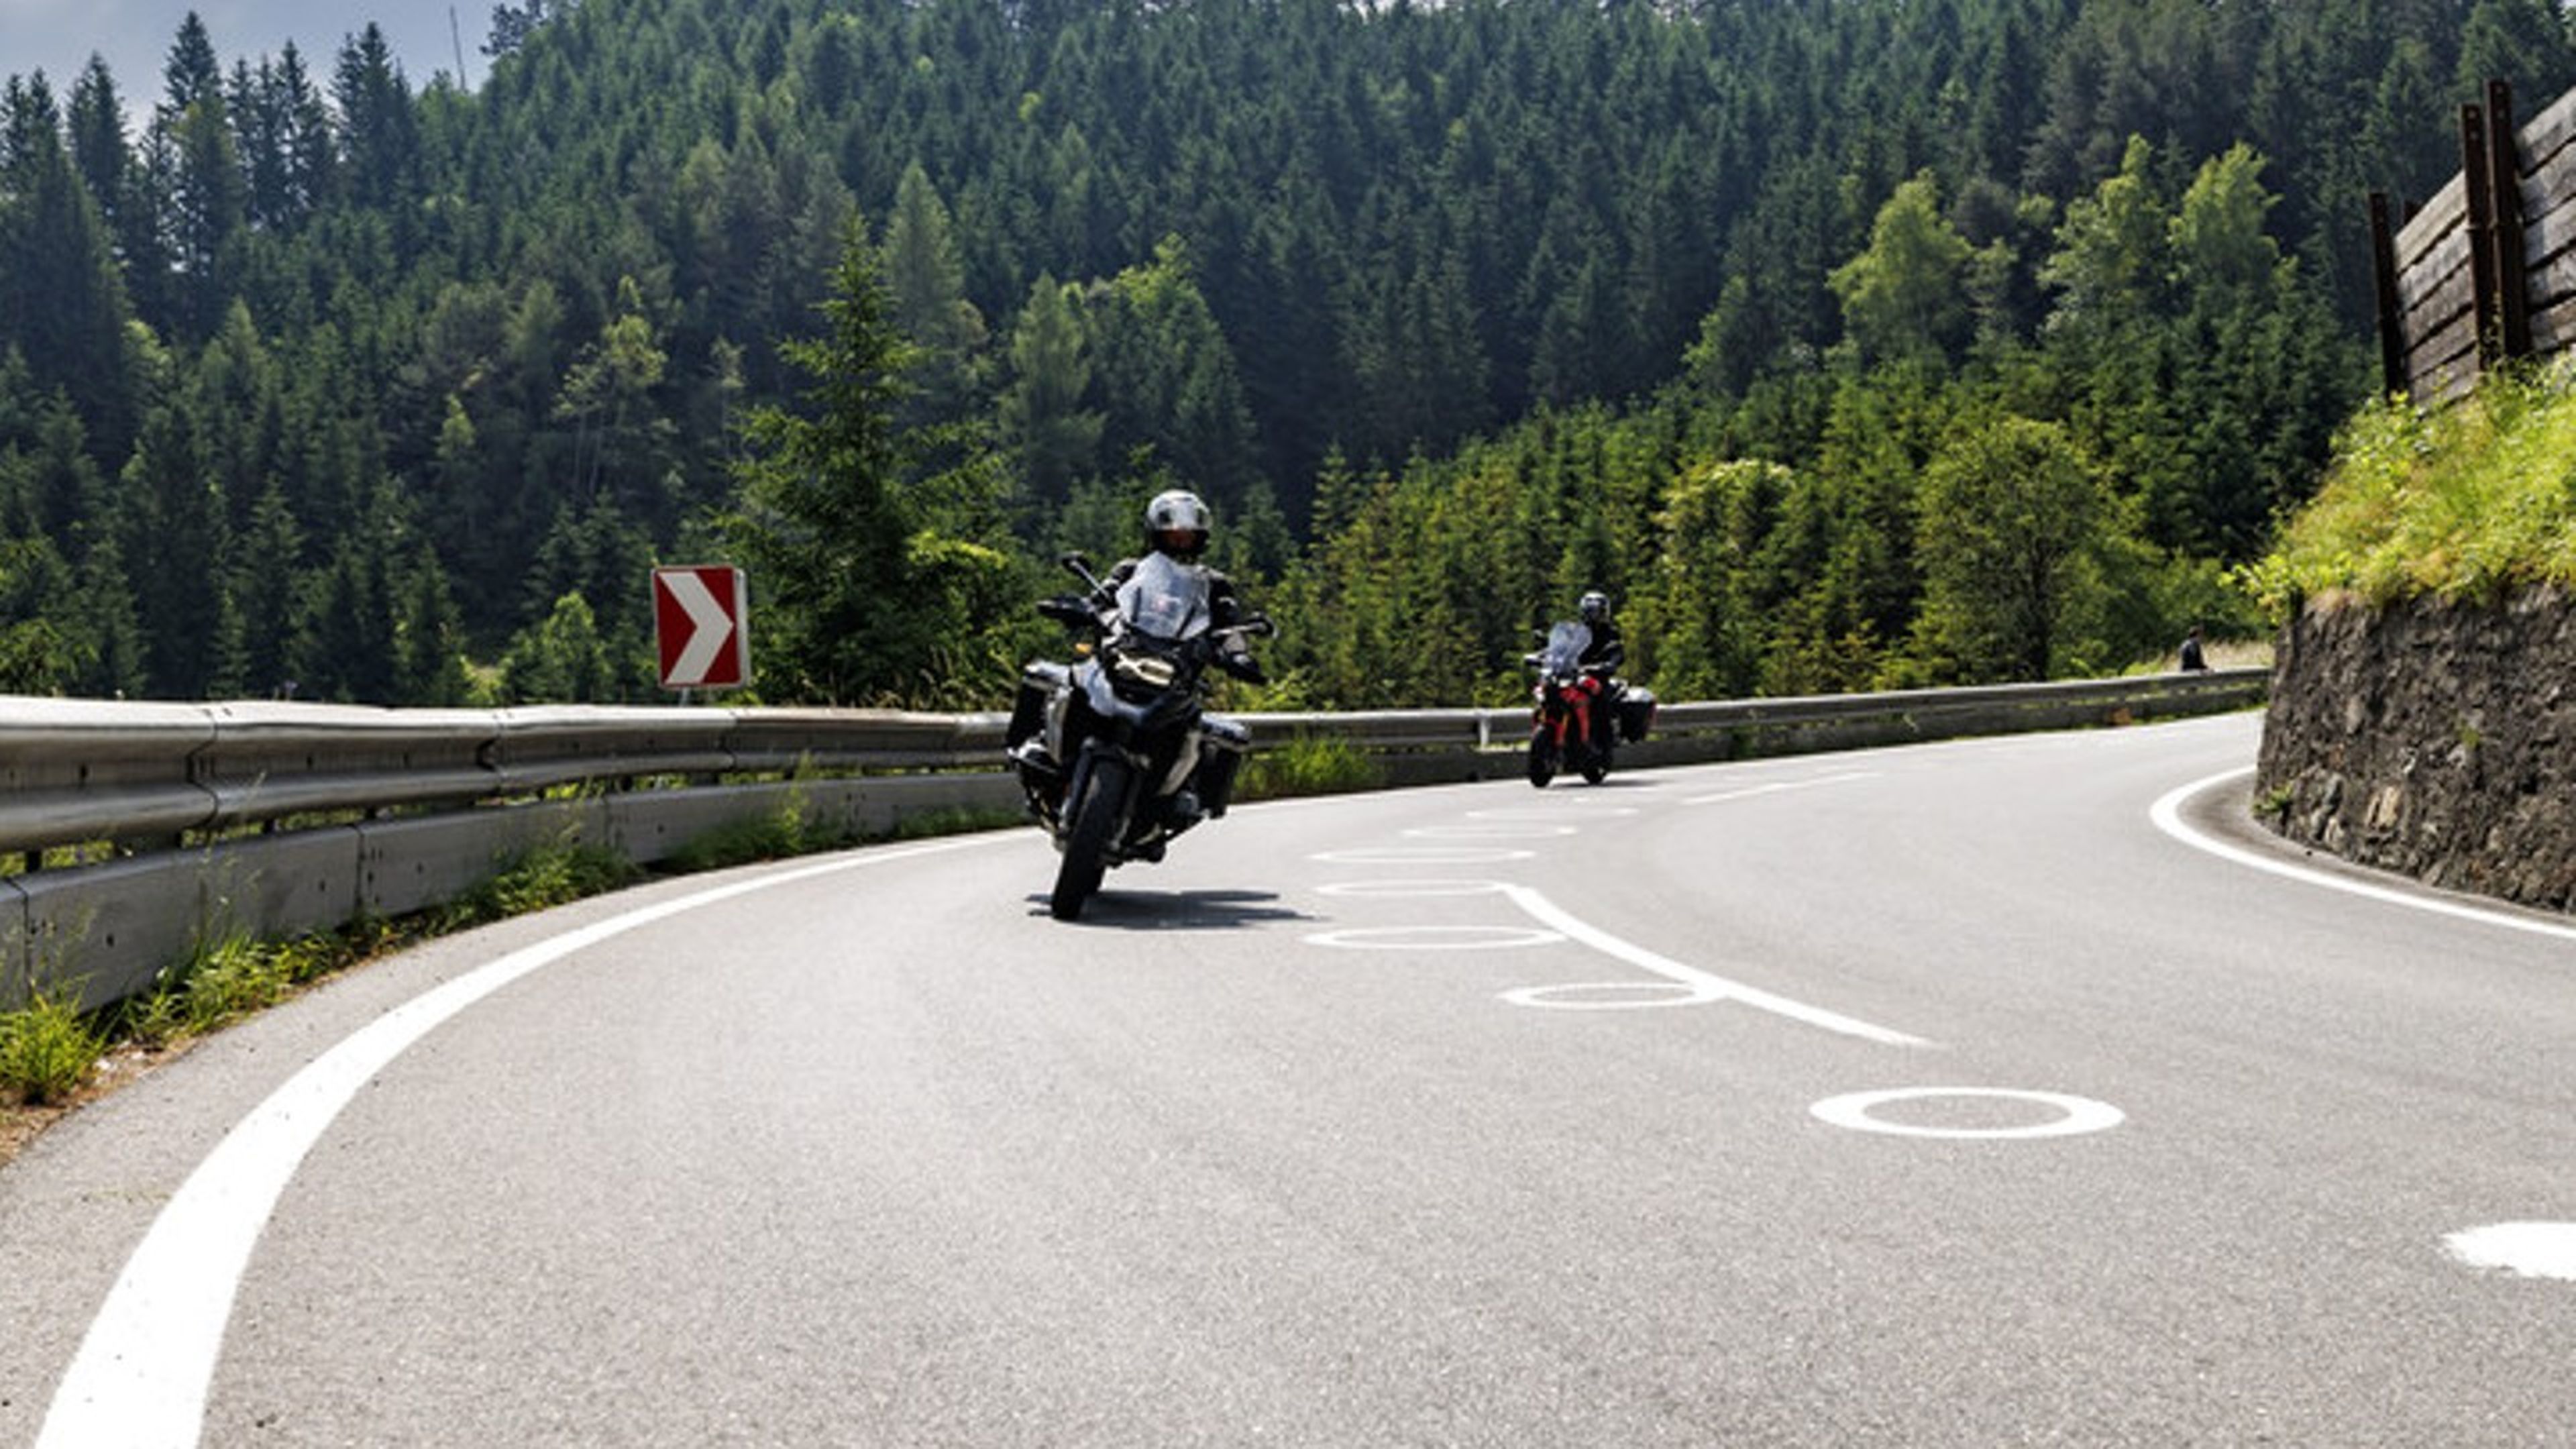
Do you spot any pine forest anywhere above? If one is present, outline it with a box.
[1,0,2568,710]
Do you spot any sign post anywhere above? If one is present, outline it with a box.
[653,565,750,692]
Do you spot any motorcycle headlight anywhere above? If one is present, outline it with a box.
[1114,654,1177,688]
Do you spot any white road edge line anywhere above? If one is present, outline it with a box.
[40,835,1001,1449]
[1495,883,1931,1047]
[2151,766,2576,945]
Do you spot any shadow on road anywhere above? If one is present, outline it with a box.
[1025,889,1309,930]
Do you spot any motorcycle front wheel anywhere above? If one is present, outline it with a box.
[1051,754,1130,920]
[1526,722,1557,788]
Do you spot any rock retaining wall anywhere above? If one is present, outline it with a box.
[2257,586,2576,911]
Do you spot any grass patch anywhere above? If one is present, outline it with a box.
[886,804,1024,841]
[2246,360,2576,613]
[2255,782,2297,826]
[0,989,107,1106]
[1242,733,1381,800]
[446,837,641,924]
[664,790,836,873]
[121,932,350,1046]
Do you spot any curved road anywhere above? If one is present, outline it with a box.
[4,712,2573,1446]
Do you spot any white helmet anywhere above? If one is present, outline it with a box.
[1145,488,1212,558]
[1579,590,1611,626]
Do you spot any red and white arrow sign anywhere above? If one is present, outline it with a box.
[653,565,749,690]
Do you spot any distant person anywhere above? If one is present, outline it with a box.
[2178,625,2210,672]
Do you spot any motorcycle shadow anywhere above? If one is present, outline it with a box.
[1023,889,1309,930]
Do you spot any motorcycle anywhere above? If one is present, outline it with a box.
[1006,550,1270,920]
[1523,621,1652,788]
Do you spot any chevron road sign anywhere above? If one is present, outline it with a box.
[653,565,750,691]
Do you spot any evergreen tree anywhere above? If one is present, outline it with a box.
[882,162,989,424]
[998,272,1102,506]
[117,398,243,698]
[1085,237,1260,509]
[0,76,136,460]
[154,17,248,346]
[724,220,931,704]
[333,26,417,214]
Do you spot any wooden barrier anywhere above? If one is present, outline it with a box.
[2375,80,2576,402]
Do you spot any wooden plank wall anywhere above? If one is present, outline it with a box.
[2377,80,2576,404]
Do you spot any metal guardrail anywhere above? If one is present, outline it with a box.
[0,668,2265,1011]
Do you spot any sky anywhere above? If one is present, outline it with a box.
[1,0,477,110]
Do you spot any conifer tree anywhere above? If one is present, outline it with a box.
[725,220,930,704]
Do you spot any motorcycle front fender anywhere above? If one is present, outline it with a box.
[1061,741,1142,844]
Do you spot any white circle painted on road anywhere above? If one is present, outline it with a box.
[1310,847,1534,865]
[1405,824,1579,840]
[1314,879,1509,899]
[2445,1222,2576,1281]
[1306,925,1564,951]
[1500,980,1725,1010]
[1810,1087,2125,1140]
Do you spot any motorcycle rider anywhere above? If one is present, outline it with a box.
[1012,488,1262,766]
[1113,489,1264,827]
[1574,588,1623,752]
[1102,489,1267,687]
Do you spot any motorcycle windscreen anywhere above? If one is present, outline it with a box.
[1541,620,1592,672]
[1117,552,1214,642]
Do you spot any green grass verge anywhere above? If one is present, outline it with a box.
[2246,359,2576,613]
[1240,733,1382,800]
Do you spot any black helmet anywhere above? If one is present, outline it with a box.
[1145,488,1212,559]
[1579,590,1611,626]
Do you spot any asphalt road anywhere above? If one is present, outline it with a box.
[4,710,2573,1446]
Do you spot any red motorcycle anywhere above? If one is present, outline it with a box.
[1525,621,1648,787]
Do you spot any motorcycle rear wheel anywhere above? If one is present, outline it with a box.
[1051,755,1130,920]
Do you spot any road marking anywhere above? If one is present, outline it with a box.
[2444,1222,2576,1281]
[1499,980,1722,1010]
[1811,1087,2124,1139]
[1309,847,1534,865]
[40,836,1002,1449]
[1306,925,1564,951]
[2151,767,2576,945]
[1493,884,1929,1046]
[1403,824,1579,840]
[1313,879,1512,900]
[1467,806,1638,820]
[1682,771,1879,806]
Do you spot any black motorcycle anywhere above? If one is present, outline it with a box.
[1523,621,1654,788]
[1006,551,1269,920]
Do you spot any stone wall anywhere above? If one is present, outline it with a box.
[2257,586,2576,911]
